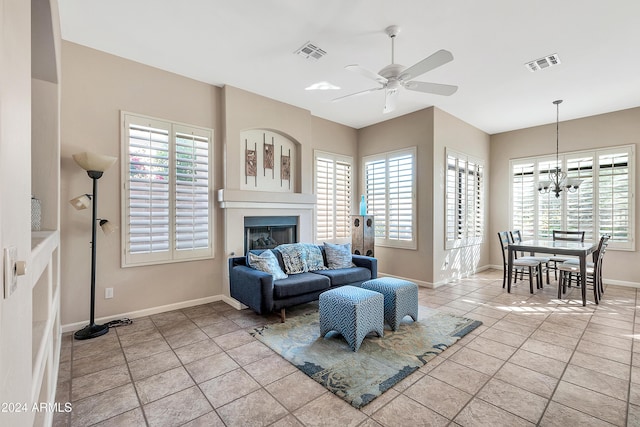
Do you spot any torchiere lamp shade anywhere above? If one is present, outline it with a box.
[72,151,117,172]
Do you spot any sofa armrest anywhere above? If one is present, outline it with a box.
[352,255,377,279]
[229,258,274,315]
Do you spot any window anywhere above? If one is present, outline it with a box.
[510,145,634,250]
[363,148,416,249]
[315,151,352,242]
[121,112,214,266]
[445,149,485,249]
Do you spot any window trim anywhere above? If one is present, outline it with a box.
[120,111,215,267]
[363,147,417,250]
[509,144,635,251]
[445,148,485,250]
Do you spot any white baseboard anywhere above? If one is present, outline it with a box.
[490,265,640,288]
[603,278,640,288]
[379,264,493,289]
[62,265,639,333]
[378,272,434,288]
[61,294,243,333]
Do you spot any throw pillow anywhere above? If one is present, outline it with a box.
[303,243,327,271]
[276,244,308,274]
[324,242,354,269]
[247,250,288,280]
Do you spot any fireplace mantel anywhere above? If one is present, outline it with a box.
[217,189,316,209]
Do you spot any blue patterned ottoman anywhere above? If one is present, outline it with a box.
[319,285,384,352]
[361,277,418,331]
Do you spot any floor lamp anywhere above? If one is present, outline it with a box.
[70,152,117,340]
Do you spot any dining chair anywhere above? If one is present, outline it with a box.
[561,234,610,299]
[557,234,610,304]
[497,231,542,293]
[548,230,585,280]
[510,230,551,285]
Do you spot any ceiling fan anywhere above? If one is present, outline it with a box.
[333,25,458,114]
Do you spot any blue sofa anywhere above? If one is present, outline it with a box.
[229,245,377,322]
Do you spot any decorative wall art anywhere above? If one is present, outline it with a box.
[245,139,257,185]
[240,129,296,192]
[264,134,274,177]
[281,147,291,189]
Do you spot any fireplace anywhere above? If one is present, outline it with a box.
[244,216,298,254]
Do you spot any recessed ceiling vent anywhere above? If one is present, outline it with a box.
[525,53,561,72]
[294,41,327,61]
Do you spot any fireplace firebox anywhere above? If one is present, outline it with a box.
[244,216,298,254]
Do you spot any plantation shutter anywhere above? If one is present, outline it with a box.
[598,149,631,245]
[365,158,387,239]
[469,160,484,239]
[566,155,594,240]
[315,152,352,242]
[512,161,535,239]
[387,153,413,241]
[537,159,562,239]
[334,159,352,239]
[315,156,333,240]
[126,120,171,260]
[123,113,213,266]
[446,154,457,242]
[174,128,210,255]
[364,148,416,248]
[510,145,634,251]
[446,149,484,248]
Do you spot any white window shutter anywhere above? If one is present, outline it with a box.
[122,113,214,266]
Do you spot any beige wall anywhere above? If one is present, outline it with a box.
[357,107,491,286]
[433,108,491,284]
[223,85,313,194]
[358,109,436,284]
[61,42,223,325]
[490,107,640,285]
[60,49,360,326]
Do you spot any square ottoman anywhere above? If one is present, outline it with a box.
[361,277,418,330]
[319,285,384,352]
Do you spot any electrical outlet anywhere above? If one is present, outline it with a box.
[4,246,18,298]
[105,287,114,299]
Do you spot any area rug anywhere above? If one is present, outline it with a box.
[251,306,482,408]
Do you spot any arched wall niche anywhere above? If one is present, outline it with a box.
[239,128,301,193]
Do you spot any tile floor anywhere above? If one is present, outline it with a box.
[54,269,640,426]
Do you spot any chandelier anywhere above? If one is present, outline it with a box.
[538,99,582,198]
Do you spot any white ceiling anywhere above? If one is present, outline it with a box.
[58,0,640,134]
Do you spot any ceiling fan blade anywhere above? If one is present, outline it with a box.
[399,49,454,81]
[332,86,383,102]
[345,65,387,84]
[383,89,399,114]
[404,81,458,96]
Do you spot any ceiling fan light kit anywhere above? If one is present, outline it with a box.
[333,25,458,113]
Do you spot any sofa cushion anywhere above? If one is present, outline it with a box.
[273,272,331,299]
[247,250,288,280]
[313,267,372,286]
[324,242,355,269]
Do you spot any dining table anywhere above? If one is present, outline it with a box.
[507,239,598,306]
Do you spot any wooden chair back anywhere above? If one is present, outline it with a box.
[552,230,585,242]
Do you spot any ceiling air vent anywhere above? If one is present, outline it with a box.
[525,53,561,72]
[294,41,327,61]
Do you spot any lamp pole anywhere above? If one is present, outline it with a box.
[74,170,109,340]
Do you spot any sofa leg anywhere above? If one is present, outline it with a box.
[280,308,286,323]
